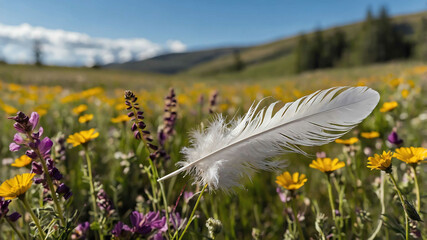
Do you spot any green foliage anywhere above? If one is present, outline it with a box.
[354,7,412,65]
[414,17,427,61]
[294,28,348,72]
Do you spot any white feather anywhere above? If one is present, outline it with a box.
[158,86,380,191]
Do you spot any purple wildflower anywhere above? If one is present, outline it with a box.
[31,162,44,174]
[125,90,159,160]
[112,211,168,239]
[183,191,194,204]
[316,152,327,158]
[208,90,219,114]
[71,221,90,239]
[130,211,167,236]
[112,222,131,238]
[387,129,403,145]
[13,133,25,144]
[55,136,67,161]
[39,137,53,158]
[276,187,291,203]
[8,111,72,201]
[0,197,21,222]
[158,88,177,146]
[97,189,114,216]
[0,197,11,218]
[7,212,21,222]
[9,142,21,152]
[56,183,72,200]
[28,112,39,130]
[170,212,186,230]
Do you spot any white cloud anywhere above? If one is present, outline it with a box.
[0,23,187,66]
[167,40,187,53]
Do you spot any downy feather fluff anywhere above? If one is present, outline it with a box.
[158,86,380,191]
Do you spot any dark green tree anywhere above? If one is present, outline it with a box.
[308,28,324,69]
[294,34,310,73]
[232,50,245,71]
[323,29,347,67]
[33,40,43,66]
[415,17,427,60]
[355,7,411,65]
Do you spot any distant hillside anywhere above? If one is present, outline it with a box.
[186,11,427,77]
[104,47,244,74]
[106,11,426,76]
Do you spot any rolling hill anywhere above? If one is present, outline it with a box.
[105,11,427,77]
[104,47,244,74]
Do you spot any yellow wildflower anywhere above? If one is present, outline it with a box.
[407,79,415,88]
[1,104,18,115]
[309,158,345,174]
[380,101,398,113]
[389,78,403,88]
[72,104,88,115]
[8,83,23,92]
[335,137,359,145]
[11,155,32,167]
[111,114,130,123]
[401,89,409,99]
[66,128,99,147]
[393,147,427,165]
[81,87,103,98]
[0,173,36,200]
[361,131,380,139]
[115,103,127,111]
[79,114,94,123]
[276,172,307,191]
[35,108,48,117]
[367,151,393,171]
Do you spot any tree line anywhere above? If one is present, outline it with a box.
[294,7,427,73]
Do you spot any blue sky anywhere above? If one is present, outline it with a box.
[0,1,425,65]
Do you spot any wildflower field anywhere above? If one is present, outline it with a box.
[0,61,426,239]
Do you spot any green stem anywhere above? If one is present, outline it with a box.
[412,165,421,213]
[20,197,46,240]
[34,148,66,226]
[130,102,171,236]
[291,198,304,240]
[5,217,26,240]
[83,147,104,240]
[388,173,409,240]
[327,175,341,240]
[159,181,171,238]
[178,184,208,240]
[368,171,385,240]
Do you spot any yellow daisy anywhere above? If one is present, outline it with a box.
[380,101,398,113]
[111,114,130,123]
[1,104,18,115]
[0,173,36,200]
[401,89,409,99]
[335,137,359,145]
[276,171,307,191]
[367,151,393,171]
[66,128,99,147]
[11,155,33,167]
[393,147,427,165]
[309,158,345,174]
[72,104,88,115]
[78,114,94,123]
[360,131,380,139]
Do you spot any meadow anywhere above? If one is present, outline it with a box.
[0,61,426,239]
